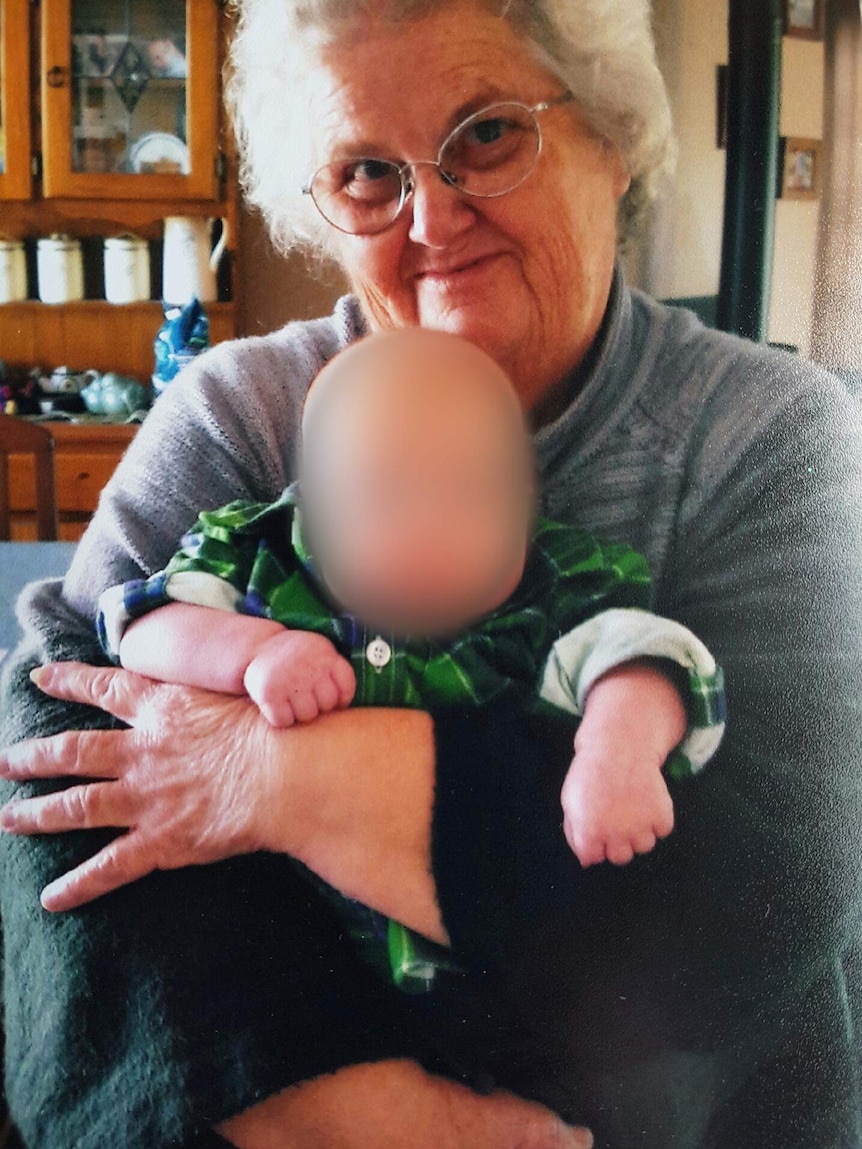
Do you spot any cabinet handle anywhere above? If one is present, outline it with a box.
[46,66,69,89]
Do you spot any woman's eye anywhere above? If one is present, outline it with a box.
[466,116,510,146]
[352,159,395,182]
[342,160,401,202]
[447,113,527,173]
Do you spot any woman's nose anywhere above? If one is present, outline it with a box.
[407,163,477,248]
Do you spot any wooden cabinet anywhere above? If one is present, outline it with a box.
[0,0,32,201]
[1,2,238,539]
[8,420,137,540]
[41,0,220,201]
[0,0,238,383]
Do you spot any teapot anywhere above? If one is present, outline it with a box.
[162,216,228,306]
[81,371,151,417]
[42,366,101,394]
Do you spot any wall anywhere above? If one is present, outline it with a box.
[810,0,862,371]
[641,0,728,301]
[768,37,825,355]
[642,0,825,353]
[237,207,346,337]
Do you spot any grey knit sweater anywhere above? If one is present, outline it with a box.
[2,274,862,1148]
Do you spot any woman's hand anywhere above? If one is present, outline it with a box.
[0,662,444,941]
[0,662,295,913]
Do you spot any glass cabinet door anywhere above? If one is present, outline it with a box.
[0,0,33,200]
[41,0,219,200]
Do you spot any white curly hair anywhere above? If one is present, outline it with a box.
[225,0,675,254]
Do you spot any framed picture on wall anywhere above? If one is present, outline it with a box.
[784,0,824,40]
[778,137,822,200]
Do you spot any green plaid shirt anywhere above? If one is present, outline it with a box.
[112,484,655,703]
[98,485,724,993]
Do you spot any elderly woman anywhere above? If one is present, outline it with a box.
[2,1,861,1147]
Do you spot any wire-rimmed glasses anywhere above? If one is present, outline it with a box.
[302,91,574,236]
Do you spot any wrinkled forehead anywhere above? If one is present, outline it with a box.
[299,3,558,166]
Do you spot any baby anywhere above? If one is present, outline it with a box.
[98,329,725,992]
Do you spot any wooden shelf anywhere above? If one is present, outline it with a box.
[0,198,236,239]
[0,300,235,378]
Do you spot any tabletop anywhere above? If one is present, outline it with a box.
[0,542,77,662]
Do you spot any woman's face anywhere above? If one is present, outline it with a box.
[305,0,631,415]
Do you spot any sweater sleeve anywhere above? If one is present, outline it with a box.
[659,357,862,990]
[0,317,413,1149]
[1,603,444,1149]
[61,338,304,620]
[432,352,862,1040]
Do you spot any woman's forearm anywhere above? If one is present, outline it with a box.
[264,706,448,944]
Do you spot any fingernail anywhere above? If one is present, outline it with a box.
[0,802,20,830]
[40,883,62,912]
[29,666,48,688]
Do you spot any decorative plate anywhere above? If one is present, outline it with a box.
[129,132,190,175]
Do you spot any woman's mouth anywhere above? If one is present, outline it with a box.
[416,253,504,289]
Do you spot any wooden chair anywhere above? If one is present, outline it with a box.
[0,413,59,541]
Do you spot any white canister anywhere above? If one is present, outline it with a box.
[104,235,150,304]
[37,234,85,304]
[0,238,27,303]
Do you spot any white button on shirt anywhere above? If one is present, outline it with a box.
[366,636,392,670]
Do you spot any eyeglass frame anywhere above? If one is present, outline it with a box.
[301,90,575,235]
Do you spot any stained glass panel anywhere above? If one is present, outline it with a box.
[71,0,188,175]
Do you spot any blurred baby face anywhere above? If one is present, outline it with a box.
[301,330,534,636]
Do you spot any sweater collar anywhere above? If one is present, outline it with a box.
[337,264,638,475]
[533,265,639,475]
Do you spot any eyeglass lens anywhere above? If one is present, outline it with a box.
[309,102,542,235]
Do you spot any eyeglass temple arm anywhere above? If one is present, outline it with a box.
[532,90,575,114]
